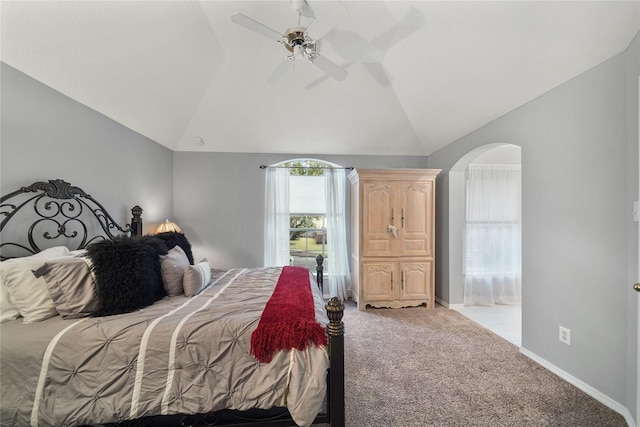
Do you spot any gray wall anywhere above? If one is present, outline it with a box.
[173,152,427,268]
[427,33,639,417]
[625,31,640,421]
[0,63,174,234]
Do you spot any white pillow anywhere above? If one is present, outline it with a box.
[69,249,88,257]
[183,259,212,297]
[0,282,21,323]
[0,246,71,323]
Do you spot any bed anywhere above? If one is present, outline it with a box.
[0,179,345,427]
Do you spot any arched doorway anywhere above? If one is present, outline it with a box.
[448,144,522,346]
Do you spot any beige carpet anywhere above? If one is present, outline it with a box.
[341,301,627,427]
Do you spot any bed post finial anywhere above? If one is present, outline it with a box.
[316,254,324,294]
[130,205,143,236]
[325,297,344,337]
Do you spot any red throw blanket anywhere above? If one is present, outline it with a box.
[250,266,328,363]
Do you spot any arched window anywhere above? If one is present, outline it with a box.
[264,158,350,299]
[285,160,332,271]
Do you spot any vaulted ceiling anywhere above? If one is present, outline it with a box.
[1,1,638,156]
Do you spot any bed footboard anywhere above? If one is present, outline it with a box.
[323,297,345,427]
[314,254,345,427]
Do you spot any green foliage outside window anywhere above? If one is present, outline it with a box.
[282,160,325,177]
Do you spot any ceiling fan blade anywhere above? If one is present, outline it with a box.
[310,54,347,81]
[306,1,348,40]
[267,58,293,84]
[231,13,283,42]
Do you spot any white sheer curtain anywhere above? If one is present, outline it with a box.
[324,168,350,300]
[464,164,521,306]
[264,167,291,267]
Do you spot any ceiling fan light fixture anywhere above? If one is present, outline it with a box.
[284,27,306,52]
[231,1,348,83]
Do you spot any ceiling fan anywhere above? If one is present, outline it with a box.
[231,0,348,84]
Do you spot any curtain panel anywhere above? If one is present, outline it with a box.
[324,168,350,300]
[264,167,291,267]
[464,164,521,306]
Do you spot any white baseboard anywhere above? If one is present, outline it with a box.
[435,296,464,310]
[519,347,635,427]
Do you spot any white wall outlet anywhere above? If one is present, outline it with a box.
[559,326,571,345]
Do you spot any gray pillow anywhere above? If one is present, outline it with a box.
[33,257,99,319]
[160,246,190,296]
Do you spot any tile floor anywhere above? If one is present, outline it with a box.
[452,304,521,347]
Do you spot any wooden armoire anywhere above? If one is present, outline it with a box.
[348,169,440,310]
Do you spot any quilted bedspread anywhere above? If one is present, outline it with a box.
[0,267,330,427]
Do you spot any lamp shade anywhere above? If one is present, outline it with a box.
[155,219,182,234]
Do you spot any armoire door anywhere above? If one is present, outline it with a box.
[399,262,432,303]
[361,182,397,257]
[399,181,433,257]
[361,262,396,301]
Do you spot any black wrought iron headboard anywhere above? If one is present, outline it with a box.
[0,179,142,260]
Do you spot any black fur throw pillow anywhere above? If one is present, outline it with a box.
[154,231,194,265]
[86,235,169,316]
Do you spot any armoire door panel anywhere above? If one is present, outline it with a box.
[402,239,427,252]
[364,239,394,255]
